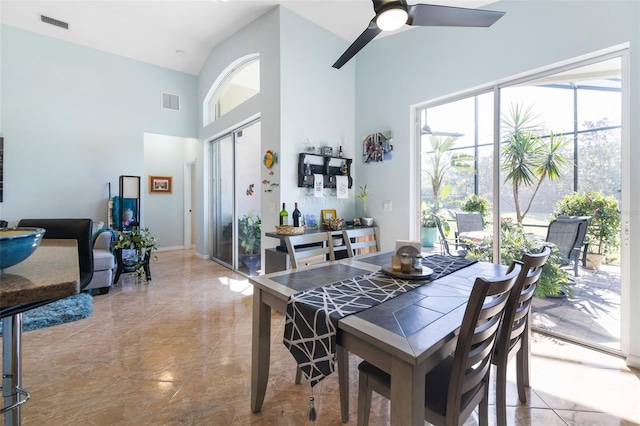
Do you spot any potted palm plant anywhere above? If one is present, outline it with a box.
[238,210,261,275]
[356,183,374,226]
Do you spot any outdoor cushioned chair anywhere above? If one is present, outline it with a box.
[455,212,484,248]
[435,216,469,258]
[492,246,551,426]
[545,216,590,276]
[357,263,521,426]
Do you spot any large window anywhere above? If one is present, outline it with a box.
[203,55,260,125]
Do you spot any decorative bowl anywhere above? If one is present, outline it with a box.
[0,227,46,270]
[323,218,344,231]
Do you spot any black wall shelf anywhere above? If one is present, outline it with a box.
[297,153,352,188]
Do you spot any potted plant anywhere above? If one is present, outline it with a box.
[356,183,374,226]
[553,190,621,268]
[420,201,438,247]
[238,210,261,275]
[114,226,158,281]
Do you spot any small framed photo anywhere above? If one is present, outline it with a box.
[149,175,172,193]
[321,209,337,221]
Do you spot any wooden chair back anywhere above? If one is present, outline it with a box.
[342,228,379,257]
[284,232,335,269]
[443,263,521,423]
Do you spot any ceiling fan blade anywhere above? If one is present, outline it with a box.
[333,19,382,69]
[407,4,504,27]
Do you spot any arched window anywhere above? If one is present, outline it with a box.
[203,54,260,126]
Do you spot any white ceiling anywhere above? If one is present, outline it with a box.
[0,0,497,76]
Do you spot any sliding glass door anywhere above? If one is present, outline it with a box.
[418,54,623,353]
[210,120,262,276]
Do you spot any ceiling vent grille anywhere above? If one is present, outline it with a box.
[162,93,180,111]
[40,15,69,30]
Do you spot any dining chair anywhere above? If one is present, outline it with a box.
[357,263,521,426]
[455,212,484,248]
[342,227,379,257]
[284,232,335,269]
[435,215,468,258]
[545,216,589,276]
[493,246,551,426]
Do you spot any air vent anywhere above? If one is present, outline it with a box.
[40,15,69,30]
[162,93,180,111]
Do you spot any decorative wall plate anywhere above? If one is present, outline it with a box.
[263,150,277,168]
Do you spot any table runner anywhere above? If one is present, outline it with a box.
[283,256,477,386]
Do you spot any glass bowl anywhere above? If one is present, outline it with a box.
[0,227,46,270]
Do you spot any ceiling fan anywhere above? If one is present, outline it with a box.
[332,0,505,69]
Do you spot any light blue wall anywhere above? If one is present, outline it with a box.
[353,0,640,364]
[279,7,356,230]
[196,6,356,257]
[0,25,198,249]
[197,8,281,258]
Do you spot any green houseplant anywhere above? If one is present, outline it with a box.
[238,210,261,275]
[553,190,621,264]
[356,183,374,226]
[114,227,158,281]
[420,201,438,247]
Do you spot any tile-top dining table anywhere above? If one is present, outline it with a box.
[249,250,506,426]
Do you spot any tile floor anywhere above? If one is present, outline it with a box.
[5,249,640,425]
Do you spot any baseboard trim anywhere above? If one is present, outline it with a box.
[626,354,640,369]
[156,245,184,252]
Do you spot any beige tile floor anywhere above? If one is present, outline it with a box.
[5,249,640,425]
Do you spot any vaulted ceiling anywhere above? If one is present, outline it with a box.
[1,1,496,75]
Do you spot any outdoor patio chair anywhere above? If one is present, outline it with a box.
[545,216,590,276]
[357,263,521,426]
[455,212,484,247]
[435,216,468,258]
[493,246,551,426]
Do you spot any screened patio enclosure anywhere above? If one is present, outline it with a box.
[419,56,622,353]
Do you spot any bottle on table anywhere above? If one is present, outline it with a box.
[280,203,289,226]
[293,203,301,227]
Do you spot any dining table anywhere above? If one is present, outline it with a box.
[249,250,507,426]
[1,239,80,426]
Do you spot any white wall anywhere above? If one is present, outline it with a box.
[0,25,197,227]
[353,0,640,366]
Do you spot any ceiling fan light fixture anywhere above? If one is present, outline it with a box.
[376,7,408,31]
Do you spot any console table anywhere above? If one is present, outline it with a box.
[264,226,378,273]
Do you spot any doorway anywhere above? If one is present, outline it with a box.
[210,120,261,276]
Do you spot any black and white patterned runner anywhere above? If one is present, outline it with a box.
[283,256,477,387]
[283,271,422,387]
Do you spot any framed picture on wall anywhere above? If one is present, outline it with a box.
[149,175,172,193]
[321,209,337,221]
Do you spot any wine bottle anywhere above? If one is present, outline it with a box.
[280,203,289,226]
[293,202,301,227]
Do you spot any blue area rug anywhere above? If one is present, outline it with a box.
[0,293,93,333]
